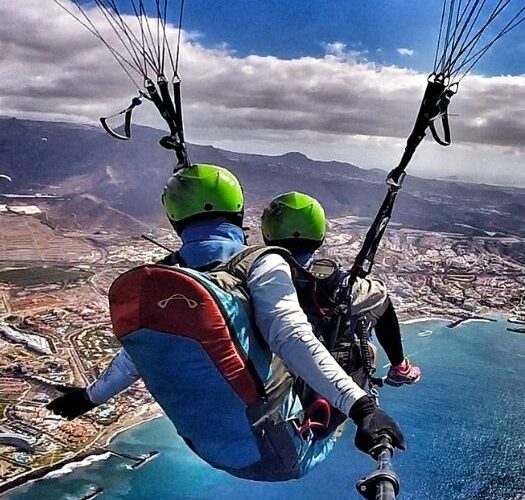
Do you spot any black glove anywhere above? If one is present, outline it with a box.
[46,387,97,420]
[349,396,405,455]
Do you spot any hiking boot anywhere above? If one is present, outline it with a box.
[385,358,421,387]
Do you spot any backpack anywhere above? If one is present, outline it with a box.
[108,246,340,482]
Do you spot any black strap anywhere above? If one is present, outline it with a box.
[327,74,457,352]
[172,80,186,144]
[214,245,292,282]
[428,87,455,146]
[157,77,180,137]
[99,96,142,140]
[143,78,189,168]
[145,78,177,135]
[350,75,454,286]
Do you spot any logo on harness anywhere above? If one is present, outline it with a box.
[157,294,198,309]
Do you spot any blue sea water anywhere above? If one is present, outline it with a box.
[6,317,525,500]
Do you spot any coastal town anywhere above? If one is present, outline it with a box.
[0,206,524,494]
[325,215,525,319]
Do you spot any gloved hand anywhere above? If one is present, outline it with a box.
[349,395,405,455]
[46,387,97,420]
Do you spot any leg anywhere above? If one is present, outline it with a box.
[374,297,404,366]
[374,297,421,386]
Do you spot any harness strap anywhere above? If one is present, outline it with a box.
[172,80,186,144]
[215,245,293,282]
[167,79,190,168]
[146,79,177,135]
[158,77,180,136]
[310,281,331,317]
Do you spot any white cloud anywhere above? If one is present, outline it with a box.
[324,41,348,58]
[1,0,524,186]
[323,41,368,61]
[397,48,415,57]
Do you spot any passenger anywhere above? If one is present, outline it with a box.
[261,192,421,386]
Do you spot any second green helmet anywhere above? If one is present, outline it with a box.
[162,164,244,232]
[261,192,326,246]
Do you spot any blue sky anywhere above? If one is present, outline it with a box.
[184,1,439,64]
[173,0,524,76]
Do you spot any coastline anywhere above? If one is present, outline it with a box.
[401,316,450,325]
[0,410,163,496]
[446,316,498,329]
[0,448,108,496]
[103,411,163,448]
[400,312,504,329]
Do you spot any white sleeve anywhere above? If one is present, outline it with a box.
[86,348,141,404]
[246,253,367,416]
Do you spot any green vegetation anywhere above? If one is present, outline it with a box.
[80,327,119,349]
[0,266,92,287]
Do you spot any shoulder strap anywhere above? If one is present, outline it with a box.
[215,245,292,282]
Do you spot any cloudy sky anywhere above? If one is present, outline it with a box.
[2,1,525,186]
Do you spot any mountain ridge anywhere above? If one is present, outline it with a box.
[1,116,524,237]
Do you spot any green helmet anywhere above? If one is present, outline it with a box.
[261,192,326,249]
[162,164,244,232]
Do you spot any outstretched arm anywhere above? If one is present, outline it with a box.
[47,348,140,420]
[87,348,141,404]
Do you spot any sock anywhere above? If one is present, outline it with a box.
[393,359,409,372]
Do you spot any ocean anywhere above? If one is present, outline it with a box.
[6,317,525,500]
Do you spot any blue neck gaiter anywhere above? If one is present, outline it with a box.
[179,220,246,271]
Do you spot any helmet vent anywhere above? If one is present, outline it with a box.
[204,203,213,211]
[293,231,300,238]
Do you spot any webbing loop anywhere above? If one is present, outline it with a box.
[99,96,142,140]
[295,398,332,440]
